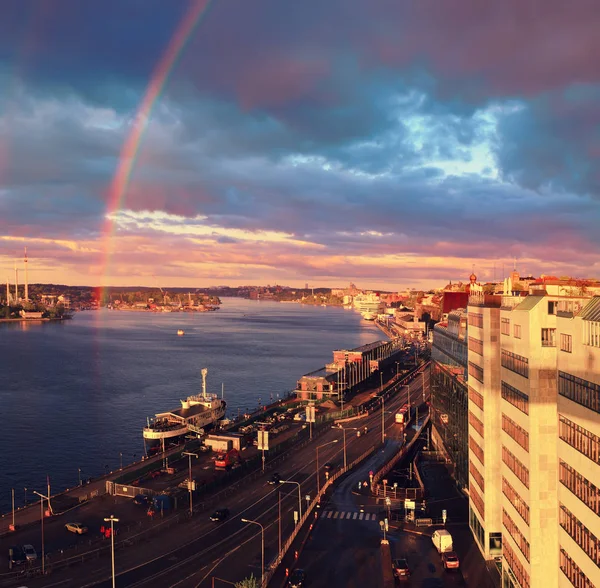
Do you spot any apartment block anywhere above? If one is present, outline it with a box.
[461,283,600,588]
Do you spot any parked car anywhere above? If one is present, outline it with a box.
[22,544,37,561]
[393,558,410,578]
[442,551,460,570]
[268,473,282,485]
[65,522,88,534]
[7,545,26,566]
[209,508,230,522]
[287,568,306,587]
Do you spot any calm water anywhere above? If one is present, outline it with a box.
[0,298,380,512]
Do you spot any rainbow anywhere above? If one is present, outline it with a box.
[101,0,214,298]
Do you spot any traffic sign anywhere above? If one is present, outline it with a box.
[404,499,416,510]
[257,430,269,451]
[442,509,447,524]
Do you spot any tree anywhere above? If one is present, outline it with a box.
[235,574,259,588]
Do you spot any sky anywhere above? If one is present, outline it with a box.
[1,0,599,291]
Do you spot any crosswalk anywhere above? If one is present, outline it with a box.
[321,510,379,521]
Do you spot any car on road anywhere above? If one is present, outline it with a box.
[287,568,306,587]
[442,551,460,570]
[209,508,230,522]
[392,558,410,578]
[133,494,150,507]
[323,462,336,472]
[268,473,282,485]
[65,522,88,534]
[22,544,37,561]
[8,545,26,566]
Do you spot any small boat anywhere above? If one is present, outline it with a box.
[177,329,185,336]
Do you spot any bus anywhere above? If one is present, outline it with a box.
[395,404,409,424]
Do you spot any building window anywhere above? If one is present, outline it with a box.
[559,371,600,414]
[470,506,485,548]
[502,414,529,452]
[559,415,600,465]
[469,312,484,329]
[469,361,484,383]
[559,504,600,567]
[470,435,485,465]
[468,336,483,355]
[502,477,530,525]
[583,320,600,348]
[503,509,530,562]
[502,446,529,488]
[513,324,521,339]
[471,485,485,520]
[541,328,556,347]
[503,541,530,588]
[548,300,557,315]
[560,333,573,353]
[501,350,529,378]
[469,410,485,438]
[470,460,485,493]
[501,317,511,336]
[559,460,600,516]
[469,386,484,411]
[560,548,596,588]
[501,381,529,415]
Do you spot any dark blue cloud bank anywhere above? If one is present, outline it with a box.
[0,0,599,287]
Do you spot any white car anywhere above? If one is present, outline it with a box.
[22,544,37,561]
[65,522,88,534]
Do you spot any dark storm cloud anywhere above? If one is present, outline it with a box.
[1,0,600,286]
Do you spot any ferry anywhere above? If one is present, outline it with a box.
[353,292,386,315]
[143,368,226,452]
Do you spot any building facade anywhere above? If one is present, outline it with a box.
[466,285,600,588]
[431,309,470,490]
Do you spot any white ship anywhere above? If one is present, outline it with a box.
[361,311,376,321]
[353,292,386,315]
[143,368,226,452]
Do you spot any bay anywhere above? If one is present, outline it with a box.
[0,298,381,512]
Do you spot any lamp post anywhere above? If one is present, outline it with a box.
[103,515,119,588]
[336,427,359,470]
[32,490,50,575]
[395,361,400,379]
[316,439,338,495]
[280,480,302,519]
[380,371,383,393]
[183,451,198,516]
[241,518,264,587]
[379,396,385,444]
[78,468,82,486]
[212,577,236,587]
[119,452,123,471]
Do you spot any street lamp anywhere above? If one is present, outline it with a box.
[212,577,236,587]
[241,518,264,587]
[32,490,49,575]
[78,468,82,486]
[379,396,385,444]
[104,515,119,588]
[280,480,302,519]
[183,451,198,516]
[335,426,359,469]
[316,439,339,495]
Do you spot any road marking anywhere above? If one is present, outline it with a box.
[325,511,333,518]
[359,513,364,520]
[353,512,358,519]
[333,511,339,519]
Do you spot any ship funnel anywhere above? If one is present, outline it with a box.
[201,368,208,397]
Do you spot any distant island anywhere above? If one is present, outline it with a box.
[1,284,351,321]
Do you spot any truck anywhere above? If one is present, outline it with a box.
[432,529,453,553]
[395,404,409,424]
[214,448,240,469]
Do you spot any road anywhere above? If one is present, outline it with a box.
[13,372,424,587]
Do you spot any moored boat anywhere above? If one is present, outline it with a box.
[143,368,226,453]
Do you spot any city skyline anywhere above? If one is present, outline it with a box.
[1,1,599,290]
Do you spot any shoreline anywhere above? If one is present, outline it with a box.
[0,316,71,324]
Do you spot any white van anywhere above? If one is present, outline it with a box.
[432,529,453,553]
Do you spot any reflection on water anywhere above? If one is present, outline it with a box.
[0,298,380,511]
